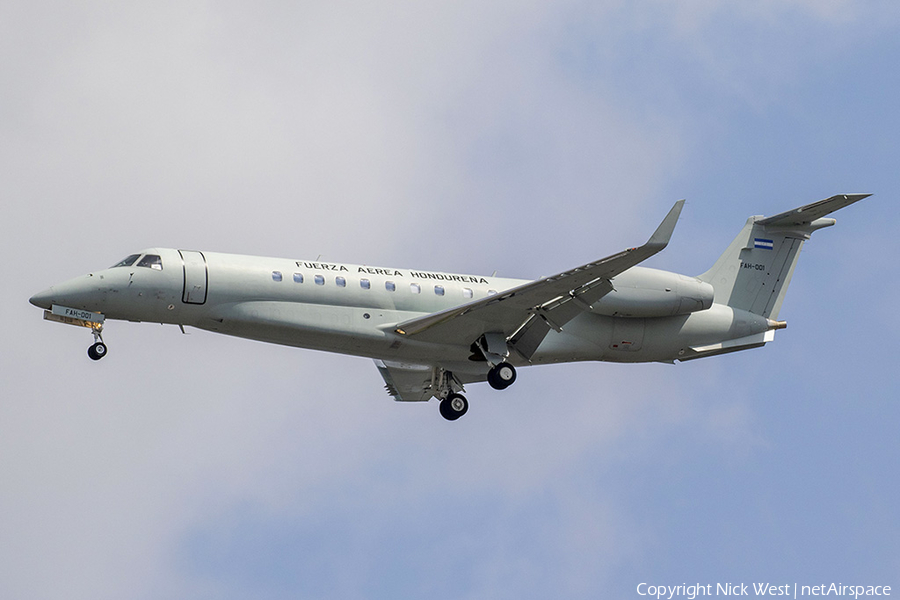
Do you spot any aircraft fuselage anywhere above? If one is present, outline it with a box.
[29,247,769,371]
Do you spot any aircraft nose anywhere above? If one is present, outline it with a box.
[30,274,109,312]
[29,287,55,309]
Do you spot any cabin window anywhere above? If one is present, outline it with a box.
[138,254,163,271]
[336,276,346,287]
[271,271,282,282]
[111,254,140,268]
[385,281,396,292]
[410,283,421,294]
[360,278,371,289]
[315,274,325,285]
[487,289,498,296]
[434,285,445,296]
[293,273,304,283]
[463,288,473,299]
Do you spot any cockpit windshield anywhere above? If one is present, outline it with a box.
[137,254,163,270]
[110,253,164,270]
[111,254,141,268]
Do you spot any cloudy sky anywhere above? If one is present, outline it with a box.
[3,1,899,598]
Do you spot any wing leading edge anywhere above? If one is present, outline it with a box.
[392,200,685,358]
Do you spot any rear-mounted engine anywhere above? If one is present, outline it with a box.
[590,268,714,318]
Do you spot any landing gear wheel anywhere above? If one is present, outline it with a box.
[439,393,468,421]
[487,362,516,390]
[88,342,107,361]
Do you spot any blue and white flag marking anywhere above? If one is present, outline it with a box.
[754,238,775,250]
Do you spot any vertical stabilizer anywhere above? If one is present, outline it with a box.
[697,194,869,319]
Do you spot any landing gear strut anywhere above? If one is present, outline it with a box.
[487,362,516,390]
[433,369,468,421]
[475,333,517,391]
[87,326,107,361]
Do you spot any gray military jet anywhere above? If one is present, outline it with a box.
[30,194,868,420]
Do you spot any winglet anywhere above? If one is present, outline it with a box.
[758,193,871,227]
[646,199,685,250]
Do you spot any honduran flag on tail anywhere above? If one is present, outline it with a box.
[754,238,774,250]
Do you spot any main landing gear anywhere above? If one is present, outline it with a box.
[487,362,517,390]
[436,362,518,422]
[475,333,517,391]
[434,369,469,422]
[435,342,518,420]
[87,327,107,361]
[439,393,468,421]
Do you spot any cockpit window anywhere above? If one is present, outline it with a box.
[137,254,163,270]
[111,254,141,268]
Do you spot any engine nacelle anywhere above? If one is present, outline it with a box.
[590,267,714,318]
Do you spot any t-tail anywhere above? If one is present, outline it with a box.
[698,194,870,319]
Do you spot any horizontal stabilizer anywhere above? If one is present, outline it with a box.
[758,193,871,227]
[679,330,776,361]
[699,192,871,319]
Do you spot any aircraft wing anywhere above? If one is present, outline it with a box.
[392,200,684,358]
[758,193,871,227]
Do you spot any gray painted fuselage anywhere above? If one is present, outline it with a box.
[29,247,770,376]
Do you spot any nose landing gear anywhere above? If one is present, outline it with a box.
[87,326,107,361]
[38,305,109,361]
[88,341,107,360]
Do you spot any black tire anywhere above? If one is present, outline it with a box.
[487,362,516,390]
[88,342,107,361]
[440,393,468,421]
